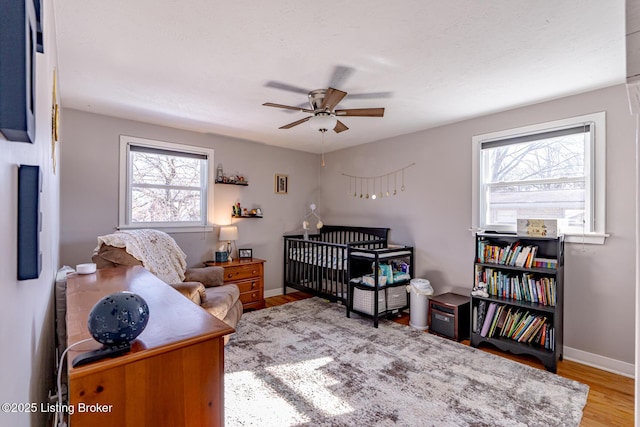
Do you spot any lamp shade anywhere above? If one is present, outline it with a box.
[219,225,238,241]
[308,114,337,132]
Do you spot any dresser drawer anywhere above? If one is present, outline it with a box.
[234,278,263,293]
[239,290,263,305]
[223,264,263,282]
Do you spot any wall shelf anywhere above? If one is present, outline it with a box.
[215,181,248,186]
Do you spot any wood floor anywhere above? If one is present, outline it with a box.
[263,292,634,426]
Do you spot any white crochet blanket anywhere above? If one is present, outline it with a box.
[95,229,187,284]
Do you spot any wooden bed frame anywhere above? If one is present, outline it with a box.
[283,225,390,303]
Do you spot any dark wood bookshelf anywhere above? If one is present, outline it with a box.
[470,233,564,373]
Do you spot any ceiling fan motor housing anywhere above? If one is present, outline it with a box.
[308,89,328,111]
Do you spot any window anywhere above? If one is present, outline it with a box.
[119,135,214,232]
[472,112,606,244]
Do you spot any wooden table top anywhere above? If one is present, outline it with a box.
[66,266,234,377]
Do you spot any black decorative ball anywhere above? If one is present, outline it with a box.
[87,292,149,346]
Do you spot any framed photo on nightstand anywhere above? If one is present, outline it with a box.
[238,248,253,259]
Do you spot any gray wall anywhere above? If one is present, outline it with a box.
[0,1,59,426]
[321,84,636,367]
[60,109,320,293]
[60,84,635,371]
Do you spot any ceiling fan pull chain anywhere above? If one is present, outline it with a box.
[321,130,326,167]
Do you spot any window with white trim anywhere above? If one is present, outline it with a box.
[119,135,214,232]
[472,112,606,244]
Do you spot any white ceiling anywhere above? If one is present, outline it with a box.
[54,1,626,154]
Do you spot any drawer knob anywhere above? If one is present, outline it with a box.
[251,282,256,289]
[227,273,233,279]
[252,270,257,275]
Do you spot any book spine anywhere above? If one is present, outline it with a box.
[480,302,497,337]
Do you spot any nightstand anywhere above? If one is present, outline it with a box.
[204,258,265,310]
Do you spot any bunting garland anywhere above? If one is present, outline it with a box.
[342,163,415,199]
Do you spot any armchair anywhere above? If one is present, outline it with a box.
[92,230,243,337]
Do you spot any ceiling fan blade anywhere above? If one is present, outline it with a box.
[279,116,311,129]
[334,120,349,133]
[265,81,310,94]
[335,108,385,117]
[321,87,347,111]
[263,102,314,113]
[328,65,355,89]
[347,91,393,100]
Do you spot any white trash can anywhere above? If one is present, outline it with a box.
[407,278,433,330]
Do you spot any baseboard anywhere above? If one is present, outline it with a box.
[563,346,634,378]
[264,287,297,298]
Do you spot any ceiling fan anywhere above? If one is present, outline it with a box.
[263,86,385,134]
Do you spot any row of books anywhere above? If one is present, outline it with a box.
[474,301,555,350]
[477,240,547,269]
[475,266,557,306]
[532,257,558,269]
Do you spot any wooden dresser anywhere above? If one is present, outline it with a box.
[204,258,265,310]
[65,266,234,427]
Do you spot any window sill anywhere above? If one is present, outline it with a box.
[469,229,609,245]
[564,233,609,245]
[117,225,214,234]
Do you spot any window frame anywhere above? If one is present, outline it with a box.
[471,112,607,244]
[118,135,215,233]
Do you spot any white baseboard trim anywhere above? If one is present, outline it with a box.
[263,288,635,378]
[264,287,297,298]
[563,346,634,378]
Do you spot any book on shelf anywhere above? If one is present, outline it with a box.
[488,305,504,337]
[480,302,497,337]
[533,257,558,269]
[494,306,511,336]
[476,300,486,334]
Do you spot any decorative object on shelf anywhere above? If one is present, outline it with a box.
[302,203,323,240]
[516,218,565,238]
[72,291,149,367]
[217,164,224,182]
[238,248,253,259]
[216,164,248,185]
[342,163,415,200]
[232,202,263,218]
[275,174,288,194]
[219,225,239,260]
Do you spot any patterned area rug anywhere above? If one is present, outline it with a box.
[225,298,588,426]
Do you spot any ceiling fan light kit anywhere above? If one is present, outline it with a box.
[308,113,337,132]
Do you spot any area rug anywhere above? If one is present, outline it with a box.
[224,298,588,427]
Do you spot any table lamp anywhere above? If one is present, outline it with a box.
[219,226,238,259]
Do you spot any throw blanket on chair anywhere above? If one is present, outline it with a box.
[95,229,187,284]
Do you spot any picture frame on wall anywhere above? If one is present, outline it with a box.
[238,248,253,259]
[275,174,288,194]
[17,164,42,280]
